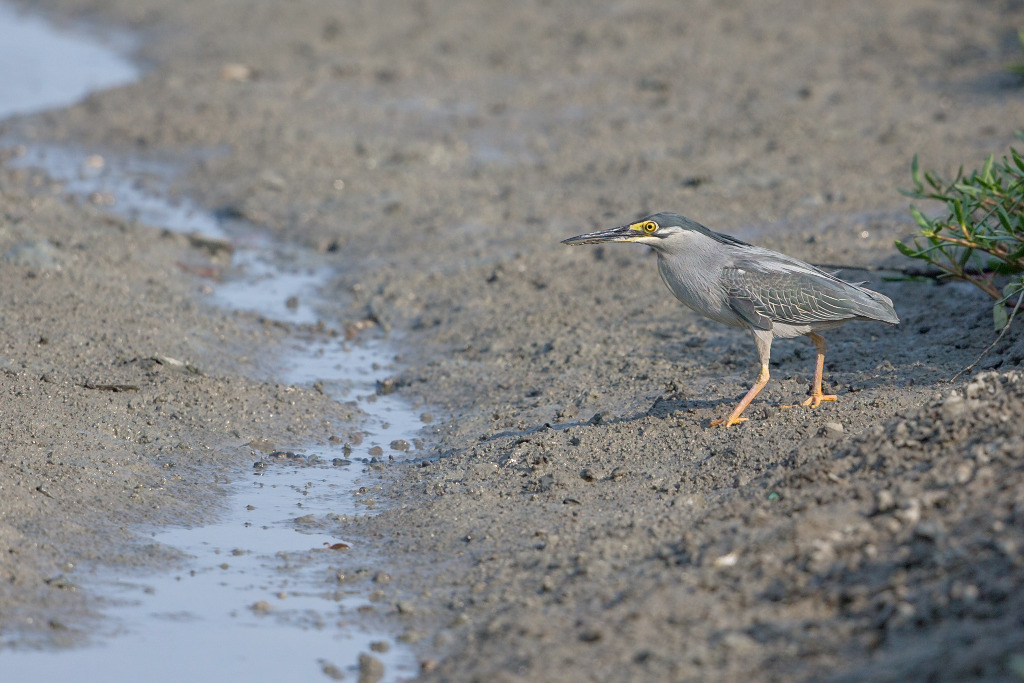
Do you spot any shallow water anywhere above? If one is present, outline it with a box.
[2,463,418,681]
[0,4,422,680]
[2,144,425,681]
[0,2,136,119]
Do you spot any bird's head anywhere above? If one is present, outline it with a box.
[561,212,700,249]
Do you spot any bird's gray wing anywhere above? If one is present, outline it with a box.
[723,264,862,327]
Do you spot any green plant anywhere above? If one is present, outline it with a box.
[896,135,1024,330]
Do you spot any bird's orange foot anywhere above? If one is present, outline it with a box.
[802,394,837,409]
[710,415,748,428]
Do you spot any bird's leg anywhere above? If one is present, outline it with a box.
[710,363,769,427]
[711,330,771,428]
[802,332,837,408]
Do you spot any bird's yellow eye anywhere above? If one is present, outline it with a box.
[643,221,658,234]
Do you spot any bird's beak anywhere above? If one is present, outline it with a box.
[561,224,639,245]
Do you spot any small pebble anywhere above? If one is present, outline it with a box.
[712,551,739,568]
[358,653,384,683]
[954,462,973,484]
[874,489,896,513]
[821,422,844,437]
[390,439,410,452]
[376,378,398,395]
[368,446,383,457]
[221,63,254,81]
[556,404,579,420]
[320,662,345,680]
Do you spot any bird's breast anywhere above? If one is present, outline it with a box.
[657,255,743,327]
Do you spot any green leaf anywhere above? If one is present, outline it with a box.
[924,170,944,193]
[994,300,1009,330]
[981,155,995,184]
[910,154,922,191]
[956,245,973,270]
[952,198,966,228]
[991,261,1022,275]
[894,240,920,258]
[997,206,1013,232]
[1008,148,1024,174]
[909,205,932,231]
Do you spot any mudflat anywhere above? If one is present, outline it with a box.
[2,0,1024,678]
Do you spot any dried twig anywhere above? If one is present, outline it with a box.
[951,288,1024,382]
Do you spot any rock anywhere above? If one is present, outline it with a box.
[965,377,988,400]
[719,631,761,656]
[220,62,255,81]
[821,422,844,437]
[320,661,345,680]
[941,392,967,422]
[874,489,896,514]
[555,404,579,420]
[358,653,384,683]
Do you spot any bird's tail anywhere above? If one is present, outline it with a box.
[857,287,900,325]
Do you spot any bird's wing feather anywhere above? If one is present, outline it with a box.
[723,262,870,326]
[727,296,773,330]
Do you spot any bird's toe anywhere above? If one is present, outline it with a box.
[802,394,838,409]
[710,415,748,428]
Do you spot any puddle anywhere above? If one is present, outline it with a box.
[10,143,344,325]
[2,463,418,681]
[0,2,137,119]
[2,141,426,680]
[0,4,425,679]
